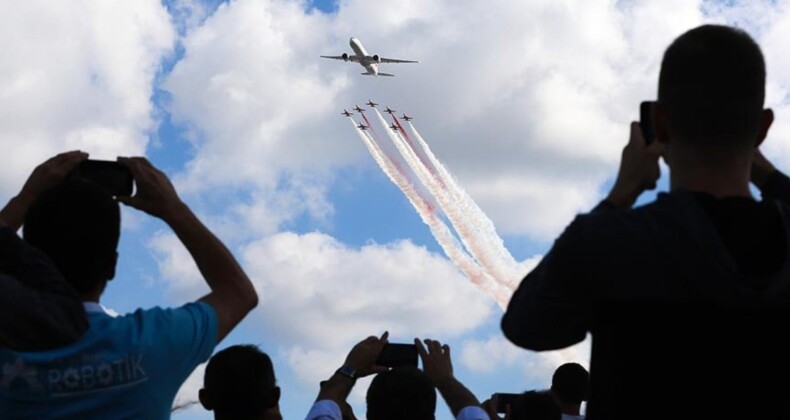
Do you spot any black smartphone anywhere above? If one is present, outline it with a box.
[376,343,418,368]
[494,393,520,413]
[640,101,656,144]
[68,160,134,196]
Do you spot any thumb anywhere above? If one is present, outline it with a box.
[116,196,142,210]
[630,121,645,147]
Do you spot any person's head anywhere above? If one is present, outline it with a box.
[199,345,281,420]
[366,366,436,420]
[510,390,562,420]
[656,24,773,163]
[551,362,589,411]
[23,180,120,299]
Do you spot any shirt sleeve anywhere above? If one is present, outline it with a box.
[501,215,596,351]
[137,302,218,391]
[0,227,88,351]
[304,400,342,420]
[456,405,490,420]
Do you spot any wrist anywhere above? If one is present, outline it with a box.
[605,186,638,209]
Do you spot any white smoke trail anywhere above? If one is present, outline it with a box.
[350,119,511,307]
[405,121,522,289]
[372,109,516,292]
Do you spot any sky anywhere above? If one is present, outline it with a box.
[1,0,789,418]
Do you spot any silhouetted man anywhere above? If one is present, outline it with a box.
[200,345,281,420]
[550,363,588,420]
[0,153,89,350]
[502,25,789,419]
[0,153,258,418]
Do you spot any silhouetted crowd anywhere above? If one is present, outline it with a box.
[1,24,787,420]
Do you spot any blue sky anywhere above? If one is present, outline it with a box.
[1,0,789,419]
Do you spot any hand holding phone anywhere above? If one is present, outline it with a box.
[493,393,519,414]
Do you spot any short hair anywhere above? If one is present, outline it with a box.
[366,366,436,420]
[658,25,766,151]
[23,180,120,294]
[510,390,562,420]
[202,345,279,418]
[551,363,589,405]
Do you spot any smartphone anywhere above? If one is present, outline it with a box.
[376,343,418,368]
[68,160,134,196]
[640,101,656,145]
[494,393,520,413]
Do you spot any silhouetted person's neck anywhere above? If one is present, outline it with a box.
[667,144,753,198]
[79,281,108,304]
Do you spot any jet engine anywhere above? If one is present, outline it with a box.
[372,55,381,63]
[341,53,349,61]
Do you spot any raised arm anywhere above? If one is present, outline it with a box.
[117,157,257,343]
[416,338,488,420]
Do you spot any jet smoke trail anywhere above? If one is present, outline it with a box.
[405,121,522,289]
[372,109,516,292]
[350,118,512,307]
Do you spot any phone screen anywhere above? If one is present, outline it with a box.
[640,101,656,144]
[69,160,134,196]
[376,343,418,368]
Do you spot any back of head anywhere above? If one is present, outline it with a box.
[551,362,589,405]
[23,180,120,295]
[658,25,766,154]
[510,390,562,420]
[366,366,436,420]
[201,345,279,419]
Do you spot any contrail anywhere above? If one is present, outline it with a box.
[349,118,511,307]
[405,120,522,289]
[372,109,516,292]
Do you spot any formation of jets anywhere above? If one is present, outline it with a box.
[342,102,414,134]
[321,37,418,77]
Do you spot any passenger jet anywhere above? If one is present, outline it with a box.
[321,37,418,77]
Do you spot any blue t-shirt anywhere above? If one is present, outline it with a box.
[0,302,217,419]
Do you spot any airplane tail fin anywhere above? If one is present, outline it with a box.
[361,72,395,77]
[378,73,395,77]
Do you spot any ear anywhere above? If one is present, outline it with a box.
[654,102,670,146]
[198,388,213,410]
[265,386,281,409]
[100,251,118,281]
[272,386,281,404]
[755,108,774,148]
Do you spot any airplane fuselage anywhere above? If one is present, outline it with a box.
[350,37,379,75]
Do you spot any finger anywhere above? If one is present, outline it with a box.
[442,344,451,357]
[629,121,645,147]
[414,338,428,359]
[380,331,389,342]
[55,152,89,173]
[647,137,666,156]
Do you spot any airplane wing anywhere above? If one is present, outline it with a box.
[377,57,419,64]
[320,55,362,63]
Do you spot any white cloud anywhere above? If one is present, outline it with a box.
[460,334,591,391]
[0,0,175,198]
[153,229,495,387]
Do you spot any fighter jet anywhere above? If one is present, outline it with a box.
[389,124,399,131]
[384,106,397,115]
[321,37,418,77]
[341,109,353,117]
[366,100,379,108]
[354,105,366,113]
[357,123,368,131]
[401,114,414,121]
